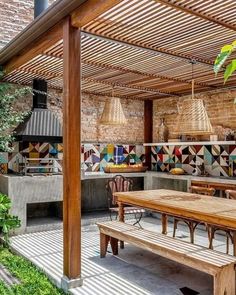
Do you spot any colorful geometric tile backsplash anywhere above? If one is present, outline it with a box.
[2,142,236,177]
[83,143,145,172]
[151,144,236,177]
[0,142,145,174]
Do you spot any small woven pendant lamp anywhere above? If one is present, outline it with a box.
[175,61,212,136]
[100,87,127,125]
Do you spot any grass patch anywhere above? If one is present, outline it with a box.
[0,248,66,295]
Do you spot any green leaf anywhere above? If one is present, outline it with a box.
[214,51,231,74]
[224,60,236,83]
[232,40,236,47]
[221,44,233,53]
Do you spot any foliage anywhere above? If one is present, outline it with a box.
[0,72,30,152]
[214,40,236,83]
[0,194,20,247]
[0,248,66,294]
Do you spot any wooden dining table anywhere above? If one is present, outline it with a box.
[114,189,236,255]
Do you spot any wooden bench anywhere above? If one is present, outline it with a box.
[97,221,236,295]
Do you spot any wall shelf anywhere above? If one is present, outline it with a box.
[143,141,236,146]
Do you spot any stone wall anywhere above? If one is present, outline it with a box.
[153,90,236,142]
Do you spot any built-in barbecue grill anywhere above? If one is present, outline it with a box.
[12,0,63,176]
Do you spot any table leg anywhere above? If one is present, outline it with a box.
[162,214,168,235]
[118,202,124,222]
[233,231,236,256]
[118,202,124,249]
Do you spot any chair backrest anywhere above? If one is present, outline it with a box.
[106,175,133,206]
[190,185,215,196]
[225,190,236,200]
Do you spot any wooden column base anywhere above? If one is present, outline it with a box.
[61,276,83,292]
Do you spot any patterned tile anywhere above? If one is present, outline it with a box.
[0,153,8,164]
[152,143,236,177]
[0,163,8,174]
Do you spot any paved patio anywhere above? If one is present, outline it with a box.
[10,214,232,295]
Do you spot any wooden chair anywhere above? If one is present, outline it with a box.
[209,189,236,254]
[206,189,236,254]
[173,186,215,243]
[106,175,145,227]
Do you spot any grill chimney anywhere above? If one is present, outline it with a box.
[34,0,49,18]
[33,79,47,109]
[33,1,49,108]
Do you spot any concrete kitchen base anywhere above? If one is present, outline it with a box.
[1,171,236,234]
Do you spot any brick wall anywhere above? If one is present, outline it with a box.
[13,90,145,143]
[153,90,236,142]
[0,0,56,49]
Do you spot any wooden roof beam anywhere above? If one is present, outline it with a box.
[156,0,236,32]
[82,90,164,100]
[82,32,214,69]
[4,22,63,74]
[83,77,181,97]
[6,66,179,97]
[82,59,215,89]
[71,0,124,28]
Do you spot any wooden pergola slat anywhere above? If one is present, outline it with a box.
[156,0,236,32]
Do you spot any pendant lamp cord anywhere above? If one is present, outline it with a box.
[191,59,196,100]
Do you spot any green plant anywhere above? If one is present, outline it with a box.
[0,71,30,152]
[214,40,236,83]
[0,248,65,294]
[0,193,20,247]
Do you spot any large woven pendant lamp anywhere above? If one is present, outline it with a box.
[100,87,127,125]
[175,61,212,136]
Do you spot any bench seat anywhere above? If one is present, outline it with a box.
[97,221,236,295]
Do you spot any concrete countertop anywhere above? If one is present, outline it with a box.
[0,172,146,181]
[147,171,236,185]
[82,171,147,180]
[1,171,236,184]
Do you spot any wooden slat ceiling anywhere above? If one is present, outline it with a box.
[4,0,236,100]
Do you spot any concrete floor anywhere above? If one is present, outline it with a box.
[10,213,233,295]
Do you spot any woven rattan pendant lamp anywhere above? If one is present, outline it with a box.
[100,87,127,125]
[175,61,212,136]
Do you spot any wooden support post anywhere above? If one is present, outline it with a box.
[61,17,82,290]
[144,100,153,170]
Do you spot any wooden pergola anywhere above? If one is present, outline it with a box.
[0,0,236,289]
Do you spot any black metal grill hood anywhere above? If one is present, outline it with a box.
[14,79,62,143]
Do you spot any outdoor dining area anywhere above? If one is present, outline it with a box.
[1,0,236,294]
